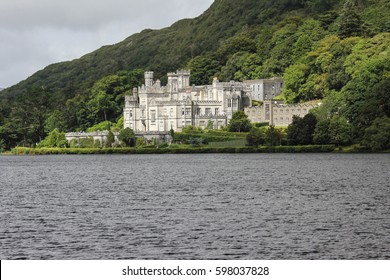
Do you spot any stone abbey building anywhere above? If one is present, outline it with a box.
[66,70,317,144]
[123,70,250,132]
[123,70,316,133]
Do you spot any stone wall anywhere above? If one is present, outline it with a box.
[245,100,319,126]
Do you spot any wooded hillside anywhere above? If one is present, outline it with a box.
[0,0,389,149]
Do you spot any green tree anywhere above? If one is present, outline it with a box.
[207,120,214,130]
[282,63,310,103]
[306,0,338,12]
[313,115,352,146]
[313,119,331,144]
[187,56,220,85]
[118,128,135,147]
[328,115,352,146]
[88,89,118,122]
[338,0,363,38]
[136,137,145,148]
[0,138,5,152]
[11,88,53,146]
[86,121,113,132]
[38,128,67,148]
[287,113,317,145]
[343,57,390,140]
[362,117,390,151]
[228,111,252,132]
[45,110,67,134]
[265,125,283,146]
[105,131,115,148]
[246,127,265,147]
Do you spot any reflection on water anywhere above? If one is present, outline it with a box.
[0,154,389,259]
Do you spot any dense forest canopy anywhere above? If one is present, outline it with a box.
[0,0,389,150]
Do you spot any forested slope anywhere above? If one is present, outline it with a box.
[0,0,389,149]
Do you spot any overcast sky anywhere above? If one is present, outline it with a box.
[0,0,214,89]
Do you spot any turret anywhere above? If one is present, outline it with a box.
[144,71,154,87]
[177,69,191,89]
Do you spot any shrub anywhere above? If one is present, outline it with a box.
[118,128,135,147]
[136,137,145,147]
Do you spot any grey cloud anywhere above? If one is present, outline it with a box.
[0,0,212,30]
[0,0,214,88]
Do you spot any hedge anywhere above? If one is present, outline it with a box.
[11,145,336,155]
[174,133,246,144]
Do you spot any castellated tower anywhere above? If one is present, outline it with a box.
[167,72,177,92]
[166,70,191,92]
[177,69,190,89]
[144,71,154,87]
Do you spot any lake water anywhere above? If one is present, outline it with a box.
[0,154,389,259]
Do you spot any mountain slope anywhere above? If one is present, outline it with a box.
[0,0,389,149]
[1,0,334,96]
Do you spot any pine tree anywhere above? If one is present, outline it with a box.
[338,0,363,38]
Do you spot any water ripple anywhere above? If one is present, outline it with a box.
[0,154,389,259]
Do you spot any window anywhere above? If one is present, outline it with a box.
[141,109,145,117]
[185,108,191,116]
[215,108,219,115]
[182,108,185,116]
[130,110,133,117]
[205,108,211,115]
[197,108,202,116]
[170,108,174,117]
[265,104,270,121]
[150,110,156,122]
[200,121,205,127]
[228,99,232,107]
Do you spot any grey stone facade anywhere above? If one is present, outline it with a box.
[65,131,119,146]
[124,70,249,133]
[65,71,318,144]
[245,100,319,126]
[243,77,284,101]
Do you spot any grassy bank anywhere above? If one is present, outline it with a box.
[11,145,336,155]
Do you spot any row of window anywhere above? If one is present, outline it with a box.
[274,117,291,124]
[273,108,307,113]
[178,108,223,116]
[145,120,225,129]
